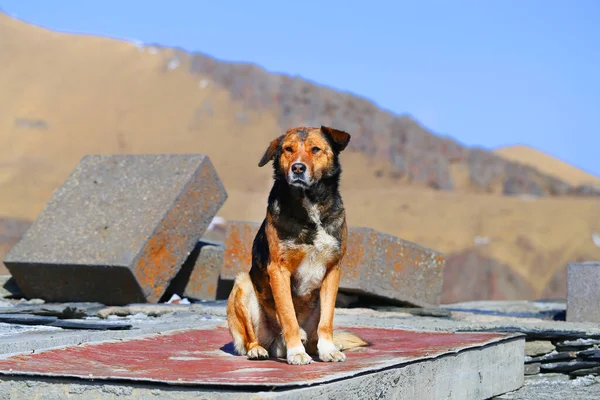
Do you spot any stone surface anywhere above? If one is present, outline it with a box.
[444,300,566,321]
[0,310,225,357]
[571,366,600,376]
[496,375,600,400]
[579,349,600,359]
[555,338,600,352]
[527,351,576,364]
[0,302,104,318]
[522,373,572,383]
[221,221,446,307]
[457,326,600,341]
[373,306,452,318]
[567,262,600,323]
[97,304,192,319]
[0,314,131,330]
[540,360,600,373]
[525,341,556,357]
[524,363,541,375]
[3,154,227,305]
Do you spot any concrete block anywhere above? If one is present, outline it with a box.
[0,326,525,400]
[221,220,261,280]
[171,241,223,301]
[221,221,446,307]
[183,244,223,300]
[567,262,600,323]
[3,154,227,305]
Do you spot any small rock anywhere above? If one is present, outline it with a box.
[524,363,541,375]
[0,302,105,319]
[0,313,57,326]
[525,340,556,357]
[527,351,576,364]
[98,304,191,319]
[540,360,600,373]
[0,313,131,330]
[556,338,600,352]
[51,319,132,330]
[570,366,600,377]
[458,326,600,342]
[579,349,600,359]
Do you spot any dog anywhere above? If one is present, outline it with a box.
[226,125,368,365]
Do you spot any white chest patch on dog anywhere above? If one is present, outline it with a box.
[291,199,339,297]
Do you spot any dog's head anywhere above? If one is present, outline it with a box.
[258,126,351,188]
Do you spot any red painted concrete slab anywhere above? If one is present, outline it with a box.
[0,327,513,387]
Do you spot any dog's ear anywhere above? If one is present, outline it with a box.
[258,135,283,167]
[321,126,351,153]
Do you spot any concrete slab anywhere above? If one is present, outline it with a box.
[3,154,227,305]
[567,262,600,323]
[222,221,446,307]
[0,326,524,399]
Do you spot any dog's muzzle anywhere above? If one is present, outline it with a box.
[288,162,311,187]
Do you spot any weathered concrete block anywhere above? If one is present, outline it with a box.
[221,221,261,280]
[3,154,227,305]
[567,262,600,323]
[182,242,223,301]
[221,221,446,307]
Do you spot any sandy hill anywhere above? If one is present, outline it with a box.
[1,13,599,302]
[495,145,600,187]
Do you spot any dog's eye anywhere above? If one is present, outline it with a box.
[312,147,321,154]
[285,146,293,153]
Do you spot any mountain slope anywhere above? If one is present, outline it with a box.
[495,145,600,187]
[1,13,599,301]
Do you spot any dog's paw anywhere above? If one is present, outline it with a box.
[318,340,346,362]
[247,345,269,360]
[286,346,313,365]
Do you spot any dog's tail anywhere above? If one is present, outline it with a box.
[333,330,369,351]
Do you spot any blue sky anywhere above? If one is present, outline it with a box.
[2,1,599,177]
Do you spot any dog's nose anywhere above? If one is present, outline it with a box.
[292,163,307,175]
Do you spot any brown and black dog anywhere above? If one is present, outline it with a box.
[226,125,368,365]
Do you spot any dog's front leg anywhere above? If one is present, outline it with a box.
[317,265,346,362]
[267,262,313,365]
